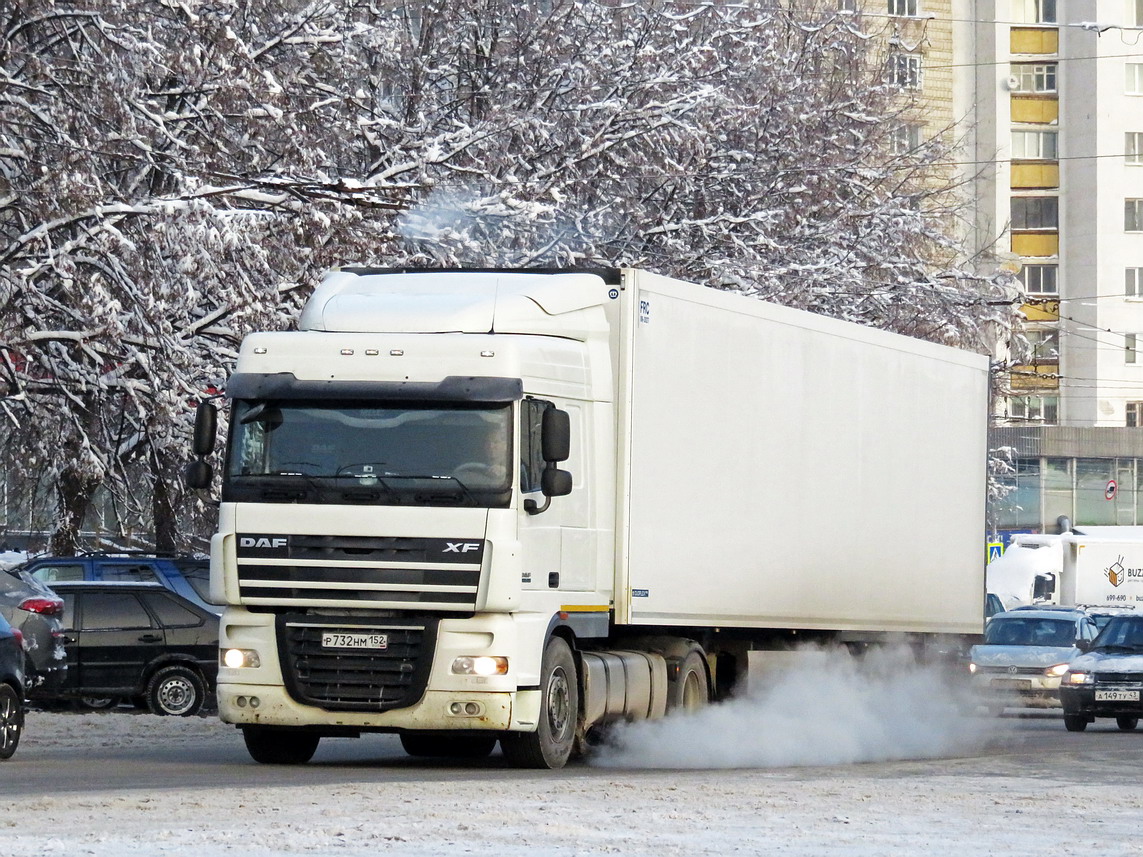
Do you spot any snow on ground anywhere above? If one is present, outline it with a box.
[2,651,1140,856]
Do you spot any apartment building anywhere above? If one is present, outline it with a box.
[968,0,1143,427]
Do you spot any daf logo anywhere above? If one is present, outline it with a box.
[240,536,288,550]
[443,542,481,554]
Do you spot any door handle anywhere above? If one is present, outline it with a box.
[138,633,162,643]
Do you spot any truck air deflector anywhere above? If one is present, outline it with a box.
[225,373,523,403]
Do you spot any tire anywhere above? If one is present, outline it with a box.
[668,649,710,713]
[0,684,23,760]
[242,726,321,765]
[1116,716,1139,731]
[1063,714,1088,732]
[501,635,578,769]
[77,696,119,711]
[400,733,498,758]
[145,665,205,717]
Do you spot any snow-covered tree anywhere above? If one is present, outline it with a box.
[0,0,1011,549]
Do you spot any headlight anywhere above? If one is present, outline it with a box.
[451,656,508,676]
[968,662,978,674]
[1044,663,1070,678]
[222,648,261,669]
[1065,671,1093,685]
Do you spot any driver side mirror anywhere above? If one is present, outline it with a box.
[186,401,218,492]
[525,408,573,516]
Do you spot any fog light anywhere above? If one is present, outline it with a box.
[249,696,260,708]
[451,656,508,676]
[464,702,480,715]
[223,648,261,669]
[448,701,484,717]
[236,696,248,708]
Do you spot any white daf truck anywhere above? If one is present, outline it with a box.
[187,267,989,768]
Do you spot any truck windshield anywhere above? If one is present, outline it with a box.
[223,400,512,507]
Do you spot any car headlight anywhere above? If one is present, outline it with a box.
[968,662,978,674]
[1065,670,1093,685]
[1044,663,1070,678]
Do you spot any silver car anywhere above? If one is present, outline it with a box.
[968,607,1100,713]
[0,571,66,693]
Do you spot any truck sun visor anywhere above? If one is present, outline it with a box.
[225,373,523,403]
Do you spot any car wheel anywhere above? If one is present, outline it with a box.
[1063,714,1088,732]
[242,726,320,764]
[1116,716,1139,731]
[77,696,119,711]
[146,665,205,717]
[0,683,24,760]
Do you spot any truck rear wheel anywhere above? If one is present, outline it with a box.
[242,726,320,764]
[501,635,578,769]
[400,733,498,758]
[669,649,710,713]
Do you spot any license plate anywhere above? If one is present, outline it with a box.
[321,632,388,650]
[991,678,1031,690]
[1095,689,1140,702]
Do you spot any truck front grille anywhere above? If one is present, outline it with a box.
[236,534,483,612]
[277,615,438,712]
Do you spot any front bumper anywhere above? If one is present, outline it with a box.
[218,682,541,734]
[970,674,1063,708]
[1059,684,1143,719]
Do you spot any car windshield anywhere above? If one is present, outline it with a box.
[1092,616,1143,651]
[983,617,1077,647]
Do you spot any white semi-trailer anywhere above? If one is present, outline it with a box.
[187,267,989,768]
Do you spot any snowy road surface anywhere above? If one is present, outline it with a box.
[2,705,1142,857]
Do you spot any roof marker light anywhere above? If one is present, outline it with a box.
[340,348,354,355]
[390,349,404,356]
[480,350,495,358]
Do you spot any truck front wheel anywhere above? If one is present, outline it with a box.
[501,635,578,769]
[242,726,321,764]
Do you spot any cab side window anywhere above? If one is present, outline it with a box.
[520,398,553,493]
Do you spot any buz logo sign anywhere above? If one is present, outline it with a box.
[1106,557,1126,588]
[239,536,288,550]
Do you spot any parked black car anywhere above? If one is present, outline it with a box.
[45,581,219,716]
[0,612,25,759]
[1060,613,1143,732]
[9,553,219,616]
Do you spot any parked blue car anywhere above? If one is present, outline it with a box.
[8,553,219,616]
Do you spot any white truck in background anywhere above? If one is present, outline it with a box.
[987,527,1143,612]
[187,267,989,768]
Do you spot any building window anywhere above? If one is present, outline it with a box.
[1012,196,1059,230]
[1011,0,1057,23]
[890,123,924,153]
[1129,133,1143,165]
[1128,199,1143,232]
[1128,268,1143,297]
[1020,264,1058,295]
[1024,328,1059,362]
[1129,402,1143,427]
[1011,63,1057,93]
[1009,395,1059,424]
[888,0,919,15]
[1129,333,1140,364]
[1134,0,1143,27]
[839,0,858,11]
[1012,130,1058,160]
[1129,64,1143,95]
[887,53,923,90]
